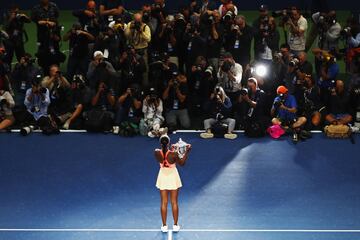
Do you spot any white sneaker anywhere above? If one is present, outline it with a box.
[161,225,168,233]
[224,133,237,140]
[148,131,156,138]
[200,132,214,139]
[173,224,180,232]
[112,126,120,134]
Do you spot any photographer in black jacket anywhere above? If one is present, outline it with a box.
[225,15,253,69]
[63,22,95,80]
[2,5,31,66]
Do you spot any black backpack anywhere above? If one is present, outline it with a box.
[245,120,266,138]
[84,109,113,132]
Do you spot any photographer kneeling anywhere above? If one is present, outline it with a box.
[140,87,166,138]
[200,86,237,140]
[237,77,269,137]
[21,77,58,135]
[271,85,307,142]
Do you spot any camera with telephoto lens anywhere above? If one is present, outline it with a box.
[240,88,248,96]
[223,11,235,22]
[0,96,7,107]
[340,26,351,37]
[73,74,85,89]
[221,60,233,72]
[272,9,291,24]
[207,16,215,25]
[259,16,271,36]
[142,11,151,23]
[289,57,300,68]
[274,93,285,108]
[231,24,240,32]
[205,66,214,77]
[133,21,142,31]
[15,13,28,23]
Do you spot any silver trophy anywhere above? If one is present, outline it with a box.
[173,138,188,159]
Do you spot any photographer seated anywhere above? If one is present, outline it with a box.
[11,53,42,107]
[84,73,116,132]
[200,86,237,140]
[140,87,166,138]
[217,52,243,104]
[298,74,324,129]
[162,74,191,132]
[0,86,15,131]
[64,74,92,129]
[188,56,214,115]
[41,65,72,127]
[325,80,353,125]
[115,86,142,133]
[22,77,57,135]
[237,77,268,136]
[271,86,307,142]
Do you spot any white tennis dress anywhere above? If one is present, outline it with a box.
[156,150,182,190]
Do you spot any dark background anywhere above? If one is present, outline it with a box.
[2,0,360,11]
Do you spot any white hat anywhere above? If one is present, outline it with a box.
[93,51,104,58]
[108,21,116,29]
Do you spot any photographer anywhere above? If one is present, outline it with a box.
[22,78,56,134]
[99,0,125,28]
[41,65,72,128]
[0,51,13,97]
[312,11,341,51]
[217,52,243,103]
[0,86,15,131]
[11,53,42,107]
[140,87,166,137]
[200,86,237,139]
[299,74,324,129]
[183,18,207,74]
[271,85,307,142]
[284,7,308,54]
[204,10,224,72]
[325,80,353,125]
[189,56,215,114]
[119,45,146,93]
[2,5,31,66]
[225,15,254,68]
[149,52,178,94]
[237,77,269,135]
[253,6,280,61]
[162,74,191,131]
[285,52,313,95]
[115,86,142,131]
[87,51,116,89]
[72,0,100,36]
[63,22,95,80]
[157,15,178,64]
[312,48,339,104]
[151,0,168,24]
[31,0,64,74]
[63,74,92,129]
[125,13,151,86]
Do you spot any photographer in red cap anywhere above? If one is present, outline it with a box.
[271,85,308,142]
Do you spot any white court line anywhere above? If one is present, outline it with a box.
[168,230,173,240]
[0,229,360,233]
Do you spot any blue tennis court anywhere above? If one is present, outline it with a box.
[0,133,359,240]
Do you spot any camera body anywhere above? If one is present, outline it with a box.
[240,88,248,96]
[340,26,351,37]
[223,11,235,22]
[274,93,285,108]
[0,96,8,107]
[221,60,233,73]
[133,21,142,31]
[289,57,300,68]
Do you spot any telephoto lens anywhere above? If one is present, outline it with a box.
[20,125,35,136]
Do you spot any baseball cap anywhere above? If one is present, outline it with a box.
[277,85,288,95]
[93,51,104,58]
